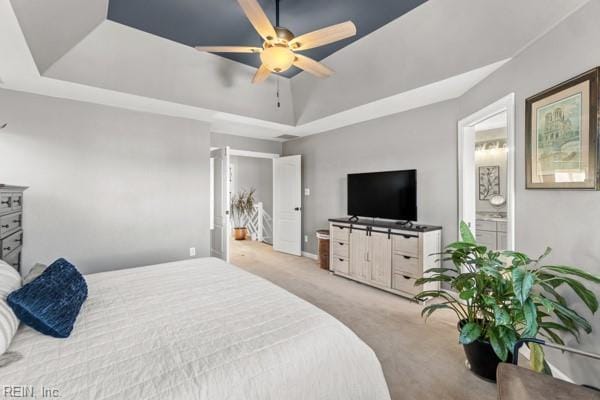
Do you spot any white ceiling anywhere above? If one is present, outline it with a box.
[0,0,590,140]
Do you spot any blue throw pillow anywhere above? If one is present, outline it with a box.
[8,258,87,338]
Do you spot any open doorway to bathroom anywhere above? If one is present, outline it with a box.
[458,94,516,250]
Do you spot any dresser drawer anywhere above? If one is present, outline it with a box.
[392,254,420,278]
[10,192,23,212]
[331,256,349,274]
[497,221,507,233]
[331,224,350,243]
[392,234,418,257]
[392,273,422,296]
[1,230,23,258]
[0,192,11,213]
[331,240,349,257]
[476,230,497,250]
[0,212,22,237]
[2,247,21,272]
[476,219,496,232]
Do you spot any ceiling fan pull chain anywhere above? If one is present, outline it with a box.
[276,77,281,108]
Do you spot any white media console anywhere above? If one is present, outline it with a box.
[328,218,442,299]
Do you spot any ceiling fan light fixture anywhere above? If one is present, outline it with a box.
[196,0,356,83]
[260,45,295,73]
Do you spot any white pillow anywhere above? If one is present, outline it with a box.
[0,260,21,355]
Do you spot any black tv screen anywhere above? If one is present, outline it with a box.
[347,170,417,221]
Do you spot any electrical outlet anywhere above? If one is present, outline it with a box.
[189,247,196,257]
[304,235,308,243]
[304,188,310,196]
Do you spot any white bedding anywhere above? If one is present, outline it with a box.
[1,258,390,400]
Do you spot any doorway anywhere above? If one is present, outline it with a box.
[458,94,515,250]
[210,149,303,261]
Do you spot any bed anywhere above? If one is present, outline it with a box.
[1,257,390,400]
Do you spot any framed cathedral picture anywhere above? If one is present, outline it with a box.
[525,67,599,189]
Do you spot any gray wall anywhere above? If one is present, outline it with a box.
[283,0,600,384]
[231,156,273,220]
[457,0,600,383]
[211,132,282,154]
[0,88,211,275]
[283,100,459,256]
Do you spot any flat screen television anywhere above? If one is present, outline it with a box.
[347,169,417,221]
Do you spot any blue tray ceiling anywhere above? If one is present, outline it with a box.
[108,0,427,77]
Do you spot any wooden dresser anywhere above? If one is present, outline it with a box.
[0,185,27,272]
[328,218,442,299]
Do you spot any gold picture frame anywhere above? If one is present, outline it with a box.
[525,68,599,189]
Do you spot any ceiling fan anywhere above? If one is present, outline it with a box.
[195,0,357,84]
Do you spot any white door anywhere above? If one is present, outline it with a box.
[211,147,230,261]
[273,155,302,256]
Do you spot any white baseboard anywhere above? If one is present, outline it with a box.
[518,345,573,383]
[302,251,318,260]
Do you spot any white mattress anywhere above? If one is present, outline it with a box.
[1,258,390,400]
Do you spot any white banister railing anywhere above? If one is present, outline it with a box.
[237,202,272,244]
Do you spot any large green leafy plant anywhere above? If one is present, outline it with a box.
[415,221,600,372]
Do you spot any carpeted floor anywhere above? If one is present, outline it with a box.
[230,239,497,400]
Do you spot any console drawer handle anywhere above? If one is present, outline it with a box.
[3,246,11,251]
[403,275,411,280]
[1,224,8,228]
[0,200,10,206]
[403,255,411,260]
[338,242,344,246]
[338,258,344,262]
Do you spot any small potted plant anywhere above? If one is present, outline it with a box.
[415,221,599,381]
[230,188,256,240]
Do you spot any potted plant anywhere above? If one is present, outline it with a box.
[230,188,256,240]
[415,221,600,381]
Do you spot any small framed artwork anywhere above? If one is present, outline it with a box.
[525,67,599,189]
[479,166,500,200]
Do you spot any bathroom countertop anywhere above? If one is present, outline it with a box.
[476,214,507,223]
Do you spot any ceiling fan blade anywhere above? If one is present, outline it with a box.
[195,46,262,54]
[237,0,277,42]
[252,64,271,84]
[289,21,356,51]
[293,54,333,78]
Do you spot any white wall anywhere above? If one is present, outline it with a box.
[0,88,211,275]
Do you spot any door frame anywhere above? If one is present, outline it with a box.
[458,93,516,250]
